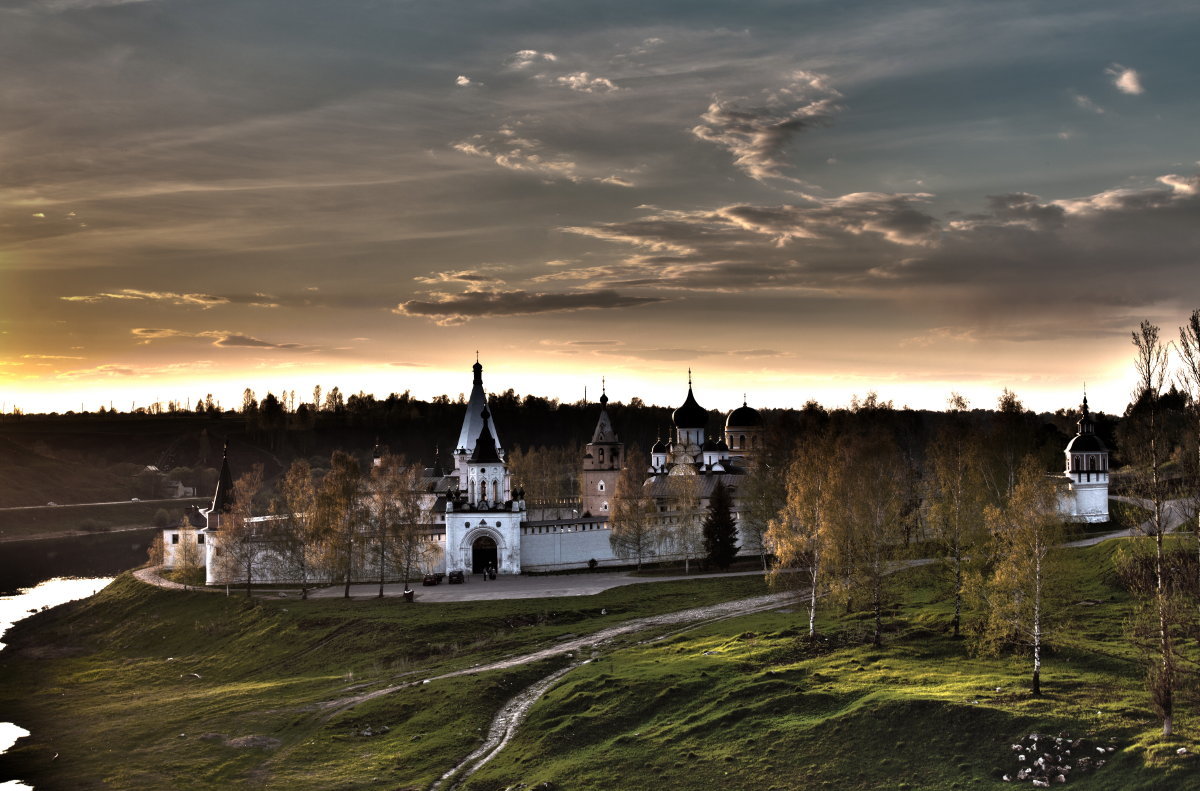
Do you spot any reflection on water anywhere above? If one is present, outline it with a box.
[0,577,113,791]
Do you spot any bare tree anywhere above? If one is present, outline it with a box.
[739,440,789,571]
[1129,320,1178,736]
[367,456,434,597]
[977,456,1065,696]
[609,447,660,571]
[766,431,841,638]
[1176,308,1200,584]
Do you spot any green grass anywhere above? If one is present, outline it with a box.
[2,542,1198,790]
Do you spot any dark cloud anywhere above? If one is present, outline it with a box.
[394,289,667,325]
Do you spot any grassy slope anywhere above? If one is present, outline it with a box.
[2,543,1198,790]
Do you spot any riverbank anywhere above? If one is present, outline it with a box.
[0,528,158,595]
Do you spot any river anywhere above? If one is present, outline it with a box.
[0,529,152,790]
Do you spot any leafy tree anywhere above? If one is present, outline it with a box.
[317,451,363,598]
[924,422,988,637]
[738,438,789,570]
[667,471,703,574]
[273,459,319,599]
[702,479,738,570]
[976,456,1065,696]
[222,464,265,597]
[833,433,912,647]
[609,447,659,571]
[766,430,840,638]
[367,456,434,597]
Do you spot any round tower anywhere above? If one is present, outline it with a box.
[725,396,764,461]
[1063,394,1109,522]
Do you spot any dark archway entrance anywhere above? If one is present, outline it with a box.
[471,535,498,574]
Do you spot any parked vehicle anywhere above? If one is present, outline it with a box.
[422,574,438,586]
[448,570,464,584]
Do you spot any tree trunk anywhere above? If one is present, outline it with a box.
[807,554,820,639]
[872,582,882,648]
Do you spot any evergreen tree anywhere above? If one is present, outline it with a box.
[702,480,738,570]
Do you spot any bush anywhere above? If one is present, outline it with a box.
[153,508,171,528]
[79,518,110,533]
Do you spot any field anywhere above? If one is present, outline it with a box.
[1,540,1197,790]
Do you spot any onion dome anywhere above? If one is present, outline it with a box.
[702,436,719,452]
[715,437,729,452]
[672,371,708,429]
[726,398,763,428]
[1066,393,1108,453]
[651,433,669,454]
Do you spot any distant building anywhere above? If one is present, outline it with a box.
[1057,394,1110,523]
[168,360,764,584]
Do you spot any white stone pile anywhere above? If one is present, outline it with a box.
[1001,732,1116,784]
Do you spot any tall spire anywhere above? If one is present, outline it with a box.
[211,439,234,514]
[470,406,502,463]
[457,358,499,454]
[599,376,608,407]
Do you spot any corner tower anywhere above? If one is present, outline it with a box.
[1062,393,1109,522]
[582,384,623,517]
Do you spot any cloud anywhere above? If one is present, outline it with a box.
[507,49,557,69]
[455,75,481,88]
[1105,63,1144,95]
[452,126,634,186]
[387,361,431,367]
[554,72,620,94]
[393,288,667,325]
[1072,93,1104,114]
[900,327,979,347]
[691,71,842,182]
[130,327,313,349]
[62,289,231,308]
[414,266,507,285]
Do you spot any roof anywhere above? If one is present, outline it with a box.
[455,360,502,455]
[211,441,234,513]
[1066,434,1108,453]
[672,386,708,429]
[469,407,503,463]
[590,400,618,443]
[726,401,763,428]
[651,437,669,453]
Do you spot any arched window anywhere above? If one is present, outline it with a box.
[599,448,605,463]
[1072,456,1079,472]
[598,480,605,492]
[739,434,745,449]
[601,501,609,512]
[1088,456,1096,471]
[479,480,487,502]
[492,480,499,501]
[612,450,619,468]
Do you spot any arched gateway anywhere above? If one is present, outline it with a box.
[472,534,498,573]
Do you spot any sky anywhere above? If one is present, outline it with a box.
[2,0,1199,416]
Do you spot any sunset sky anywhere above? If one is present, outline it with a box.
[3,0,1199,415]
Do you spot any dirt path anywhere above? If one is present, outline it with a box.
[131,565,219,592]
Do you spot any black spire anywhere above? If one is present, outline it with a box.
[470,406,502,463]
[211,440,234,513]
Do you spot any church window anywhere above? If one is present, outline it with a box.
[171,533,179,544]
[601,501,609,512]
[1088,456,1096,471]
[495,520,501,527]
[480,480,487,501]
[1072,456,1079,472]
[598,480,605,492]
[493,480,499,501]
[197,534,205,545]
[599,448,605,462]
[739,434,745,448]
[465,522,471,528]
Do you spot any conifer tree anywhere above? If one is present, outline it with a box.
[702,479,738,570]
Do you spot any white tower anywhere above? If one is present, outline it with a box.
[1062,394,1109,522]
[445,405,525,575]
[453,358,502,482]
[582,384,623,517]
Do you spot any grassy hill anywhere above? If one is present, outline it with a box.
[1,543,1196,790]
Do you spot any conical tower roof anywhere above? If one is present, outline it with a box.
[455,358,501,455]
[211,440,234,513]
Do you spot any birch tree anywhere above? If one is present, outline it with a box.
[978,457,1064,696]
[1176,308,1200,587]
[834,434,911,647]
[222,464,264,597]
[924,423,988,638]
[667,471,703,574]
[766,431,840,638]
[273,459,319,599]
[1129,320,1178,735]
[609,447,659,571]
[317,451,364,598]
[368,456,433,596]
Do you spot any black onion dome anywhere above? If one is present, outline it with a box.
[702,436,719,451]
[726,400,763,428]
[672,387,708,429]
[716,437,729,452]
[1066,434,1108,453]
[651,437,669,453]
